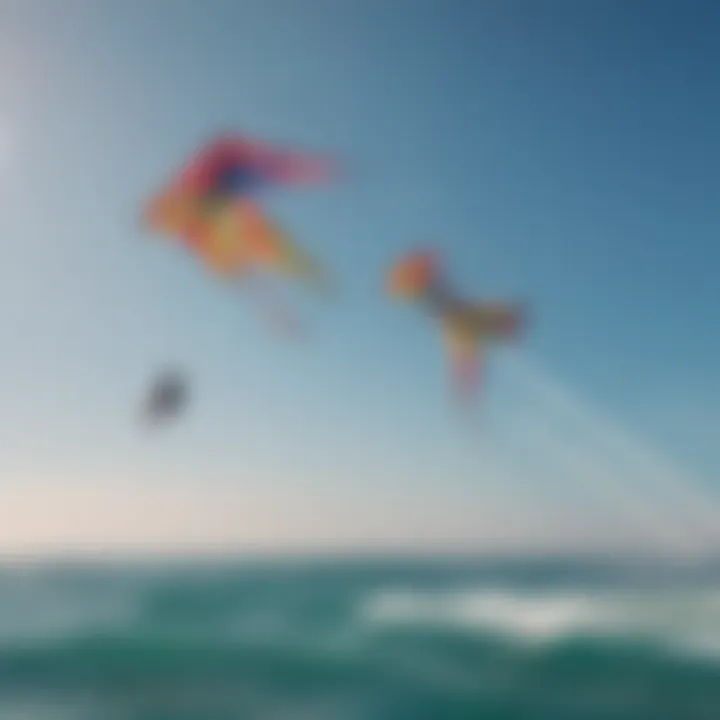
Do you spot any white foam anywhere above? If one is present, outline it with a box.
[359,585,720,655]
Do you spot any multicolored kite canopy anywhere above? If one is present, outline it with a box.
[387,249,441,300]
[387,249,526,402]
[164,133,335,201]
[142,133,335,331]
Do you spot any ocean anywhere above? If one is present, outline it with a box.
[2,554,720,719]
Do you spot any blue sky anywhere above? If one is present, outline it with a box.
[0,0,718,554]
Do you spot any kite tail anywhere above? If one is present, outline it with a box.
[239,275,306,339]
[452,345,482,403]
[280,242,329,291]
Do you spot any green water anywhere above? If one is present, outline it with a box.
[1,556,720,719]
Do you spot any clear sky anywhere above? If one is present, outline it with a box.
[0,0,718,556]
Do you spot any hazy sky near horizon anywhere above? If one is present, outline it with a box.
[0,0,719,555]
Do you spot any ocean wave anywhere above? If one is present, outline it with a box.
[3,619,720,719]
[3,562,720,718]
[359,585,720,657]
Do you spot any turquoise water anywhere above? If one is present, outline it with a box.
[2,556,720,719]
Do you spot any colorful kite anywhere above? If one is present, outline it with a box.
[161,133,335,201]
[387,249,525,401]
[142,133,335,331]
